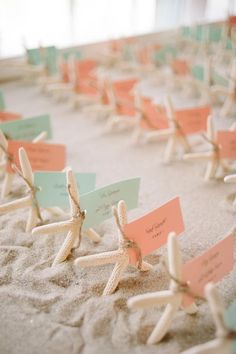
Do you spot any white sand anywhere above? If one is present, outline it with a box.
[0,80,236,354]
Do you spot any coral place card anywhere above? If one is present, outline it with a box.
[171,59,189,75]
[175,106,210,135]
[0,114,52,140]
[7,140,66,173]
[80,178,140,230]
[123,197,184,264]
[0,112,22,122]
[34,171,96,208]
[217,131,236,159]
[182,233,234,307]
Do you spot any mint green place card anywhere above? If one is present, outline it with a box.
[209,27,222,42]
[80,178,140,230]
[27,48,42,66]
[35,171,96,208]
[0,90,6,110]
[224,300,236,353]
[191,65,204,81]
[0,114,52,140]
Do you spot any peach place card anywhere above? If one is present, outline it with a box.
[182,233,234,307]
[217,131,236,159]
[7,140,66,173]
[123,197,184,264]
[175,106,210,135]
[0,112,22,122]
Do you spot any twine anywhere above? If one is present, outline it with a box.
[11,163,43,225]
[201,133,220,153]
[112,206,142,269]
[68,184,86,247]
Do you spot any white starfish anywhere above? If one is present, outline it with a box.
[211,58,236,117]
[32,168,101,267]
[104,82,141,133]
[181,283,234,354]
[149,95,191,163]
[0,147,44,232]
[127,232,197,344]
[74,200,153,295]
[183,115,229,181]
[0,129,47,198]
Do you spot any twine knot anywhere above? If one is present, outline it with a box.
[112,205,142,270]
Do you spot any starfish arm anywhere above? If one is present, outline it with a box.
[204,159,219,181]
[32,220,71,235]
[83,228,101,243]
[1,173,14,198]
[224,174,236,183]
[180,338,231,354]
[143,130,170,143]
[0,160,6,170]
[168,232,183,282]
[32,131,47,143]
[147,301,181,344]
[230,122,236,131]
[150,128,172,139]
[183,151,213,161]
[207,115,215,142]
[0,195,31,213]
[205,283,227,337]
[0,129,8,150]
[127,290,176,309]
[26,206,39,232]
[178,134,191,154]
[103,254,129,295]
[183,302,198,315]
[66,169,80,217]
[140,260,153,271]
[164,136,176,163]
[74,249,123,268]
[19,148,34,185]
[52,229,77,266]
[117,200,128,243]
[221,97,234,118]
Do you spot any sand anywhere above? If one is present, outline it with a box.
[0,79,236,354]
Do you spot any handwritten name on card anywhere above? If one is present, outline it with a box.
[224,300,236,353]
[123,197,184,264]
[0,114,52,141]
[80,178,140,230]
[34,171,96,208]
[0,112,22,122]
[175,106,210,135]
[217,131,236,159]
[182,233,234,307]
[7,141,66,173]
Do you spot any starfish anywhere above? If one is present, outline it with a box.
[127,232,197,344]
[0,147,44,232]
[183,115,229,181]
[149,95,191,163]
[181,283,234,354]
[74,200,153,295]
[224,172,236,205]
[0,129,47,198]
[211,58,236,117]
[32,168,101,267]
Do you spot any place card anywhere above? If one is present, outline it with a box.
[175,106,210,135]
[141,98,169,130]
[80,178,140,230]
[7,140,66,173]
[123,197,184,264]
[182,233,234,306]
[217,131,236,159]
[34,171,96,208]
[0,114,52,141]
[191,64,204,81]
[0,111,22,122]
[171,59,189,75]
[224,300,236,354]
